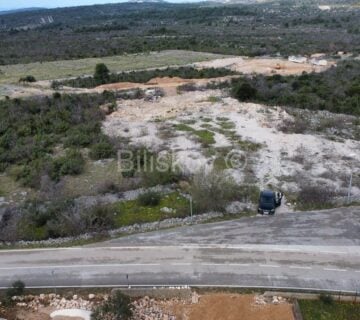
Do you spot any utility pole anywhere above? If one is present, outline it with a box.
[347,172,353,204]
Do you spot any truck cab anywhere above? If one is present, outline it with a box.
[258,190,283,215]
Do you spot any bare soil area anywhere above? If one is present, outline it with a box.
[96,76,232,96]
[194,57,334,75]
[166,293,294,320]
[1,55,333,99]
[2,292,294,320]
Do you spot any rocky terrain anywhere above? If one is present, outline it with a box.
[103,88,360,200]
[0,290,292,320]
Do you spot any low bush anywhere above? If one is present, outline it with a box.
[19,75,36,83]
[177,83,198,93]
[89,141,115,160]
[83,205,116,232]
[96,181,120,194]
[137,191,161,207]
[190,169,240,213]
[0,93,116,189]
[57,67,236,89]
[296,184,337,210]
[232,81,257,101]
[1,281,26,306]
[142,161,183,187]
[319,293,334,305]
[231,60,360,116]
[50,150,85,181]
[91,291,133,320]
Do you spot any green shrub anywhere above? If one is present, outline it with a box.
[64,128,95,147]
[2,281,26,306]
[59,67,236,89]
[319,293,334,305]
[94,63,110,85]
[91,291,133,320]
[96,181,120,194]
[232,82,257,101]
[194,129,215,146]
[89,141,115,160]
[190,169,239,213]
[296,185,336,210]
[231,60,360,116]
[19,75,36,83]
[138,191,161,207]
[83,205,116,231]
[50,150,85,180]
[0,93,115,189]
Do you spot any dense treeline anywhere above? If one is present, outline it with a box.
[55,66,237,88]
[0,93,116,188]
[231,60,360,116]
[0,2,359,64]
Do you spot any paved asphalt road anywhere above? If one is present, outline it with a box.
[0,207,359,291]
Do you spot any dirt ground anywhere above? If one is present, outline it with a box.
[96,56,333,93]
[1,55,334,100]
[3,293,294,320]
[194,57,334,75]
[167,294,294,320]
[96,75,230,96]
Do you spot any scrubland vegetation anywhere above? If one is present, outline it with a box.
[299,298,360,320]
[0,1,359,245]
[0,93,115,188]
[56,66,236,88]
[232,60,360,116]
[0,2,359,65]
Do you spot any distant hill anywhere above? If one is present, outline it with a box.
[0,7,46,15]
[209,0,359,4]
[129,0,166,2]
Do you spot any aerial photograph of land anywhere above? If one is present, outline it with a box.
[0,0,359,319]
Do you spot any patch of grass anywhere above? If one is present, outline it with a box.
[237,139,262,152]
[213,157,228,171]
[218,129,262,152]
[174,123,194,132]
[0,170,35,202]
[137,191,161,207]
[218,120,236,130]
[207,96,222,103]
[200,123,215,130]
[174,123,215,146]
[201,117,213,122]
[193,130,215,146]
[0,50,229,84]
[212,147,234,171]
[180,119,197,125]
[216,117,230,122]
[112,192,189,227]
[63,159,122,197]
[298,300,360,320]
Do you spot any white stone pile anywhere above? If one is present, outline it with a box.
[11,293,99,311]
[132,296,176,320]
[253,294,287,306]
